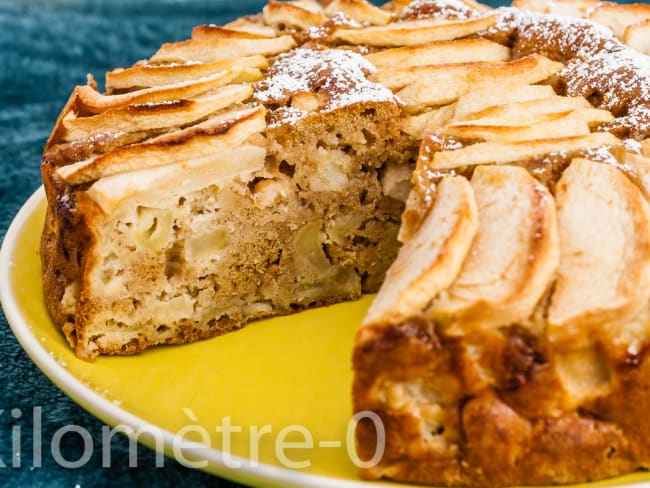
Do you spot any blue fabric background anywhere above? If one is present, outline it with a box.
[0,0,636,486]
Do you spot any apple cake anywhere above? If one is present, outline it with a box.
[41,0,650,484]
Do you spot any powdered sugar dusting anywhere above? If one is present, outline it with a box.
[306,12,362,40]
[563,50,650,138]
[492,7,618,59]
[401,0,479,21]
[255,47,398,127]
[492,7,650,139]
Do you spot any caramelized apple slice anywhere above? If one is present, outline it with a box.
[431,132,619,170]
[364,39,509,69]
[57,106,266,185]
[325,0,393,25]
[441,118,591,142]
[643,138,650,157]
[150,35,296,64]
[456,96,591,123]
[588,2,650,38]
[430,165,559,331]
[77,68,244,114]
[513,0,601,17]
[392,56,563,108]
[192,24,277,39]
[262,0,326,29]
[454,83,556,119]
[333,15,496,46]
[105,56,268,92]
[363,175,479,327]
[87,145,266,214]
[62,84,253,142]
[624,18,650,54]
[548,158,650,348]
[223,17,280,37]
[400,105,456,138]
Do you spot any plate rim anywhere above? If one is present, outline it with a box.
[0,186,391,488]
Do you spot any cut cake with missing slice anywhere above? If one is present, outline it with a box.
[40,0,650,485]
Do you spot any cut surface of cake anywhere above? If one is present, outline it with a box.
[40,0,650,485]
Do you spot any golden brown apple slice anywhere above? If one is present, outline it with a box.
[441,106,613,142]
[325,0,392,25]
[588,2,650,38]
[62,84,253,142]
[643,139,650,157]
[429,165,559,331]
[77,68,244,114]
[86,144,266,214]
[364,39,509,69]
[150,35,296,64]
[624,18,650,53]
[105,56,268,92]
[400,105,456,138]
[456,96,591,123]
[262,0,326,29]
[57,106,266,185]
[391,55,564,108]
[513,0,601,17]
[223,17,280,37]
[333,14,496,46]
[363,175,479,327]
[192,24,277,39]
[441,118,591,142]
[454,83,556,119]
[430,132,619,170]
[548,158,650,348]
[371,55,562,91]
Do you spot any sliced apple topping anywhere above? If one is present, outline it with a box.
[381,55,563,108]
[456,96,591,123]
[363,175,479,327]
[87,144,266,214]
[62,84,253,142]
[440,115,613,143]
[453,82,556,119]
[333,14,497,46]
[262,0,326,29]
[365,39,510,69]
[150,35,296,64]
[624,18,650,54]
[191,24,277,40]
[430,165,559,332]
[57,106,266,185]
[441,118,589,143]
[642,138,650,157]
[587,2,650,38]
[548,158,650,348]
[430,132,619,170]
[513,0,600,18]
[105,56,268,93]
[77,68,245,114]
[325,0,393,25]
[400,105,456,138]
[223,17,280,37]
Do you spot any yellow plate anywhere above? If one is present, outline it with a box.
[2,188,649,488]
